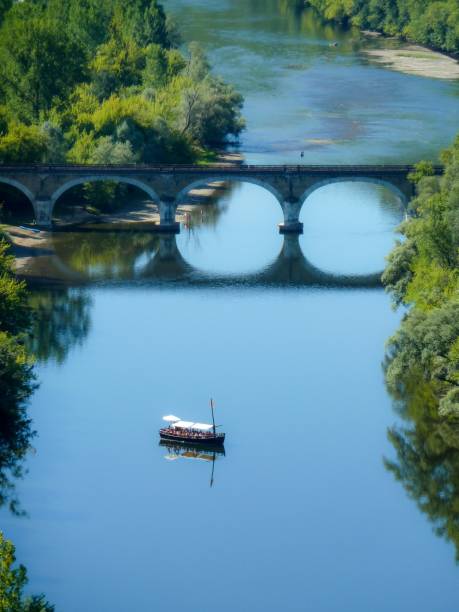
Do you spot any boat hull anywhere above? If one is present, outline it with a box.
[159,431,225,447]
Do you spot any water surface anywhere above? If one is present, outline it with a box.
[2,2,459,611]
[164,0,459,164]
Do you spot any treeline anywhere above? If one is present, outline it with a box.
[381,138,459,558]
[304,0,459,53]
[0,0,244,166]
[383,139,459,417]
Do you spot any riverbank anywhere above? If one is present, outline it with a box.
[361,35,459,79]
[2,226,61,284]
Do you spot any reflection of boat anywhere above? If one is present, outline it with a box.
[159,440,225,487]
[160,440,226,458]
[159,400,225,447]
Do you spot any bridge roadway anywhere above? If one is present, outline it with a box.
[0,163,444,230]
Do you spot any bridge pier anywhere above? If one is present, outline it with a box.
[281,233,303,260]
[158,200,180,234]
[279,199,303,234]
[157,234,179,260]
[33,199,53,228]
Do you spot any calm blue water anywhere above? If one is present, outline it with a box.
[2,1,459,611]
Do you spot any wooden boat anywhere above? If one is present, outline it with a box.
[159,399,225,447]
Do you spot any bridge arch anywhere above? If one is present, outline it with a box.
[299,176,409,207]
[175,176,284,209]
[50,175,161,213]
[0,178,36,223]
[0,177,35,205]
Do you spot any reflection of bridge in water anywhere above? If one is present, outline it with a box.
[45,232,382,288]
[144,233,382,288]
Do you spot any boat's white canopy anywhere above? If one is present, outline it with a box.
[171,421,214,431]
[192,423,214,431]
[163,415,181,423]
[172,420,195,429]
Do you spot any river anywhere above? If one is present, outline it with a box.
[2,1,459,611]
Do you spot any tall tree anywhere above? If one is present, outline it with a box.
[0,5,86,121]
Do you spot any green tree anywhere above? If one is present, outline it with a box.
[0,0,245,174]
[0,333,36,417]
[0,5,86,121]
[0,0,12,24]
[304,0,459,53]
[90,34,146,99]
[0,531,53,611]
[0,242,30,335]
[115,0,171,48]
[0,125,49,164]
[383,135,459,419]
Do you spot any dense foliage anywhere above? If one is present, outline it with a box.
[305,0,459,53]
[0,531,53,610]
[379,136,459,555]
[0,0,244,167]
[383,137,459,417]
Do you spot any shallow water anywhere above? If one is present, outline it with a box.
[164,0,459,164]
[2,2,459,611]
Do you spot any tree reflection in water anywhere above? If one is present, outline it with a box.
[385,371,459,561]
[0,394,36,516]
[27,289,93,365]
[0,288,94,514]
[52,231,160,280]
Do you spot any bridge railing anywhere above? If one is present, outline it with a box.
[0,163,444,173]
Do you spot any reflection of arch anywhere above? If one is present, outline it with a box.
[171,233,382,288]
[300,177,408,207]
[50,176,160,211]
[259,235,382,287]
[37,231,383,288]
[175,177,284,208]
[141,234,192,279]
[0,178,35,205]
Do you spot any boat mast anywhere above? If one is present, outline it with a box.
[210,452,216,488]
[210,398,216,435]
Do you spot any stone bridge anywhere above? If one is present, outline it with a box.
[0,163,444,231]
